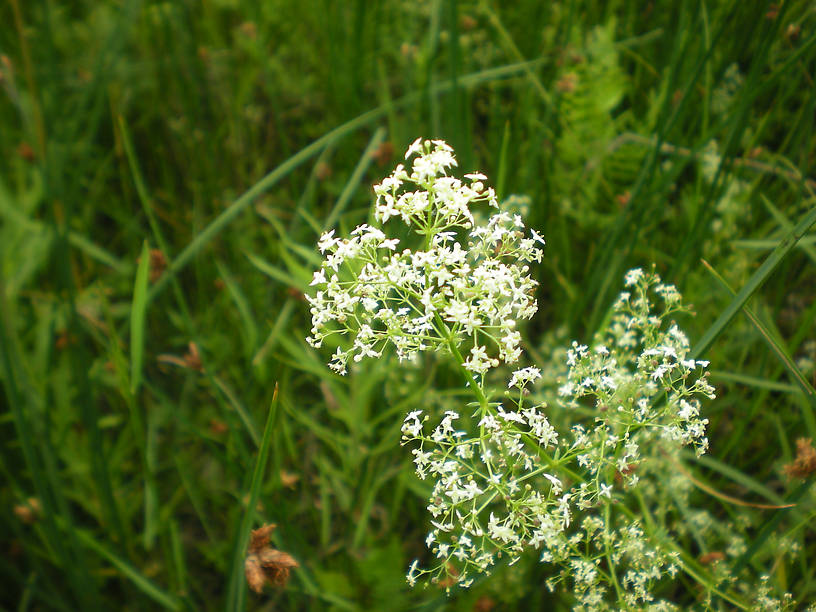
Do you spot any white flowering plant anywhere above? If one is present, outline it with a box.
[307,139,725,608]
[307,138,542,381]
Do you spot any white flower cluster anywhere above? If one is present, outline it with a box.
[306,139,544,376]
[401,368,569,590]
[543,519,681,610]
[560,268,714,459]
[399,269,716,606]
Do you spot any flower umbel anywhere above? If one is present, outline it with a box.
[306,138,543,378]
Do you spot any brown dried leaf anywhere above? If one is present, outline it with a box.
[783,438,816,480]
[148,249,167,283]
[248,524,275,552]
[13,498,41,524]
[245,554,267,594]
[157,341,203,372]
[245,524,298,593]
[279,470,300,489]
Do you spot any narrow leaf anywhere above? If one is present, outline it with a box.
[130,240,151,394]
[226,384,280,611]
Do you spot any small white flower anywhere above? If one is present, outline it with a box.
[487,513,517,544]
[508,366,542,388]
[317,229,337,253]
[496,405,525,424]
[624,268,644,286]
[530,228,546,245]
[405,137,424,159]
[542,473,563,495]
[406,559,419,586]
[309,269,326,286]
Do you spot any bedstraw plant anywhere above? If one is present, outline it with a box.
[305,139,763,609]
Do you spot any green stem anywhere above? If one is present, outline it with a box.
[603,503,624,603]
[435,319,488,411]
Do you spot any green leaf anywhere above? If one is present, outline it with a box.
[130,240,151,394]
[225,384,280,611]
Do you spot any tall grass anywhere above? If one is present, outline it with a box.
[1,0,815,609]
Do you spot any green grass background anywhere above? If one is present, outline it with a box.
[1,0,815,609]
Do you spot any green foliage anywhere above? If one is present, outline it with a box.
[1,0,815,609]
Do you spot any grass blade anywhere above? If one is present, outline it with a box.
[130,240,150,394]
[760,194,816,264]
[225,383,280,611]
[701,259,816,400]
[322,127,385,231]
[692,205,816,359]
[74,527,181,610]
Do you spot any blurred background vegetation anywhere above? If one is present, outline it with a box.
[1,0,815,609]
